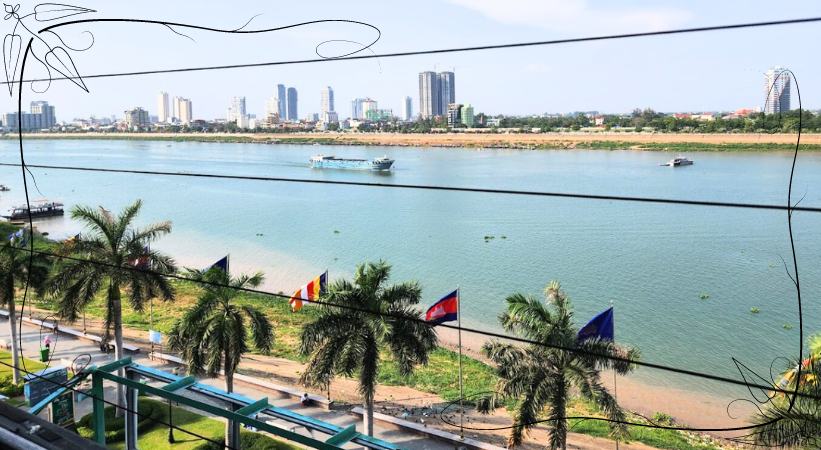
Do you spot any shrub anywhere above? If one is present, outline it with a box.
[0,376,23,397]
[76,398,165,442]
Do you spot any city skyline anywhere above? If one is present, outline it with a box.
[3,0,819,121]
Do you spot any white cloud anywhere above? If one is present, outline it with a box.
[447,0,691,34]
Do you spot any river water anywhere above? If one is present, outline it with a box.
[1,139,819,400]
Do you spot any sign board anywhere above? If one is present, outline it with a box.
[149,330,162,344]
[49,390,75,428]
[24,367,68,406]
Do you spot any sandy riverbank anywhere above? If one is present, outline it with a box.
[12,131,821,151]
[434,327,756,437]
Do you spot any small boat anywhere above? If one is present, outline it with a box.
[309,155,394,171]
[0,184,9,191]
[662,156,694,167]
[3,199,64,220]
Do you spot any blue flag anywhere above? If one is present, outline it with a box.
[577,307,614,343]
[209,255,229,273]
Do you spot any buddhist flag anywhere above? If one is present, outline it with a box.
[577,307,614,343]
[290,271,328,312]
[209,255,229,273]
[426,290,458,324]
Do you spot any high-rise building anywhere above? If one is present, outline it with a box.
[277,84,287,119]
[3,101,57,131]
[287,88,298,121]
[321,86,335,115]
[418,71,439,119]
[764,66,791,114]
[460,104,474,127]
[124,107,149,128]
[439,72,455,113]
[157,92,170,123]
[266,92,280,123]
[401,96,412,121]
[176,97,192,124]
[227,96,246,123]
[446,103,462,128]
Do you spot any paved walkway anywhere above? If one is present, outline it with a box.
[0,318,454,450]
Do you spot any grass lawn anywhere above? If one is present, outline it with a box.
[0,350,47,377]
[77,398,300,450]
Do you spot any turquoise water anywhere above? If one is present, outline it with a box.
[1,139,820,398]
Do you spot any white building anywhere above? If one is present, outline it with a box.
[175,97,192,124]
[157,92,170,123]
[321,86,335,116]
[764,66,791,114]
[227,96,247,123]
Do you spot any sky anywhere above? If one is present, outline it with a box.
[2,0,821,121]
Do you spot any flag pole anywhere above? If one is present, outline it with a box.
[457,286,464,441]
[611,299,619,450]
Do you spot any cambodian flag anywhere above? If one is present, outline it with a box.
[426,290,458,324]
[577,307,614,342]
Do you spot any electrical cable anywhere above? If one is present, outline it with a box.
[0,16,817,86]
[1,161,819,213]
[9,243,821,403]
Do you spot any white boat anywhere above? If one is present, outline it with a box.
[662,156,694,167]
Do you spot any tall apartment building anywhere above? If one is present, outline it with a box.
[175,97,192,124]
[401,96,412,121]
[439,72,455,113]
[227,96,247,123]
[419,70,456,119]
[418,71,439,119]
[2,101,57,131]
[157,92,170,123]
[764,66,791,114]
[460,104,474,127]
[124,107,150,128]
[277,84,287,119]
[287,87,298,121]
[321,86,335,116]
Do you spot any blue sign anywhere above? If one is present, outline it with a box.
[24,367,68,406]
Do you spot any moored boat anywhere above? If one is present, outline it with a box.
[3,200,64,220]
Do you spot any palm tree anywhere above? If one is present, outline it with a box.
[477,281,639,449]
[0,229,50,383]
[299,260,438,436]
[167,267,274,448]
[749,334,821,447]
[50,200,176,411]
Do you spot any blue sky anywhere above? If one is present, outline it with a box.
[3,0,821,120]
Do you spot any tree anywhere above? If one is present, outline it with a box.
[477,281,639,449]
[167,267,274,448]
[0,229,50,383]
[299,261,437,436]
[749,334,821,448]
[50,200,176,412]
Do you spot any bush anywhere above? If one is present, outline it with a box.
[192,430,302,450]
[0,376,23,397]
[76,398,165,442]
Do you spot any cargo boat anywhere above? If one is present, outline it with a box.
[309,155,394,171]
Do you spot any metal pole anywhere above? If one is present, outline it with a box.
[457,287,464,440]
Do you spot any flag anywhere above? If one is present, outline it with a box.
[209,255,229,273]
[425,290,458,324]
[577,307,614,342]
[289,271,328,312]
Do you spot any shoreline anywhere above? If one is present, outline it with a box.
[6,131,821,152]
